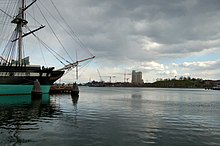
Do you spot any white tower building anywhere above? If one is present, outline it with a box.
[131,70,144,85]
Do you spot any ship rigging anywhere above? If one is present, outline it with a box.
[0,0,95,95]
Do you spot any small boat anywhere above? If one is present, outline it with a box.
[50,83,79,95]
[212,85,220,90]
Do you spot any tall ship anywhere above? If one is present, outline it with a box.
[0,0,94,95]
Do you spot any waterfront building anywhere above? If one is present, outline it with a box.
[131,70,144,85]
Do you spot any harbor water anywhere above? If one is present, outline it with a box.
[0,87,220,146]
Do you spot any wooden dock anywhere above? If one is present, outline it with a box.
[49,83,79,95]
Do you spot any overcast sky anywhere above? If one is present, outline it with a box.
[1,0,220,83]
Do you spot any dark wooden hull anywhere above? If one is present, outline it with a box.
[0,65,64,95]
[0,65,64,85]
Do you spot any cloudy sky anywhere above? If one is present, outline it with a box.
[1,0,220,83]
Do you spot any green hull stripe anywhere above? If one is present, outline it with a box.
[0,94,50,105]
[0,85,51,95]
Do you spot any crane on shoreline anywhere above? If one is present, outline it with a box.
[97,69,103,82]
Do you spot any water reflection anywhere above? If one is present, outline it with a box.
[1,87,219,146]
[130,93,143,110]
[71,94,79,106]
[71,94,79,126]
[131,93,142,99]
[0,94,57,145]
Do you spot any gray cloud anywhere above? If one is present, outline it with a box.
[54,0,220,60]
[43,0,220,81]
[1,0,220,82]
[179,60,220,71]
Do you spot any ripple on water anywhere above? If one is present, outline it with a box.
[0,88,220,146]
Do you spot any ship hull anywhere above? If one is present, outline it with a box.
[0,65,64,95]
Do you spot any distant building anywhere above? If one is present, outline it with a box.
[131,70,144,85]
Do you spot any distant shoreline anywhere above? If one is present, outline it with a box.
[79,79,219,90]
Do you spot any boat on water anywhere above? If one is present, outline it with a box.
[212,85,220,90]
[0,0,94,95]
[50,83,79,94]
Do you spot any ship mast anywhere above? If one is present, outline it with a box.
[11,0,28,65]
[18,0,24,65]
